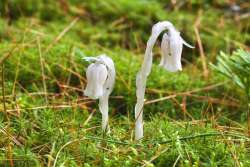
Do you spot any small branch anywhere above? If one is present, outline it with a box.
[145,82,234,106]
[141,147,169,167]
[47,142,56,167]
[45,17,79,53]
[4,103,93,113]
[0,44,18,65]
[55,63,86,82]
[37,38,48,104]
[201,27,248,49]
[194,10,209,79]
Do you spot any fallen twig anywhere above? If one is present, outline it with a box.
[45,17,79,53]
[145,82,234,106]
[194,10,209,79]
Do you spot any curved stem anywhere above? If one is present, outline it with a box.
[135,21,172,140]
[134,43,155,140]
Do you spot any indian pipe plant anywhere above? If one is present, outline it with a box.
[134,21,194,140]
[83,54,116,133]
[82,21,194,140]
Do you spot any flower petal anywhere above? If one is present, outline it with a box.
[160,32,179,72]
[160,33,170,67]
[181,37,194,48]
[167,27,183,72]
[98,55,116,96]
[84,63,108,99]
[82,57,99,62]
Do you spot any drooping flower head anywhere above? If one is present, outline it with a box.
[84,55,115,99]
[84,62,108,99]
[83,54,116,132]
[135,21,194,140]
[160,25,194,72]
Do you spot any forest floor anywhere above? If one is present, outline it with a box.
[0,1,250,166]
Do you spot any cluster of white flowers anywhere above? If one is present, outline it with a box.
[83,21,193,139]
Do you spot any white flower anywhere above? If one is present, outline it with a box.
[84,54,116,132]
[135,21,194,140]
[84,63,108,99]
[160,27,194,72]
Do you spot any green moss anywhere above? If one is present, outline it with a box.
[0,1,249,166]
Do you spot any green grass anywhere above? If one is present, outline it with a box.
[0,0,250,166]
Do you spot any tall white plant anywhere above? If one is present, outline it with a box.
[84,54,116,132]
[135,21,194,140]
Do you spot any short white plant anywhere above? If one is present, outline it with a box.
[84,54,115,132]
[135,21,194,140]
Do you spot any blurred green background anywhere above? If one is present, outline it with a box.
[0,0,250,166]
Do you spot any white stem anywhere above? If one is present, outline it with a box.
[135,105,143,140]
[102,112,109,132]
[135,21,172,140]
[99,95,109,132]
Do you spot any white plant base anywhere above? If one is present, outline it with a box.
[135,121,143,140]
